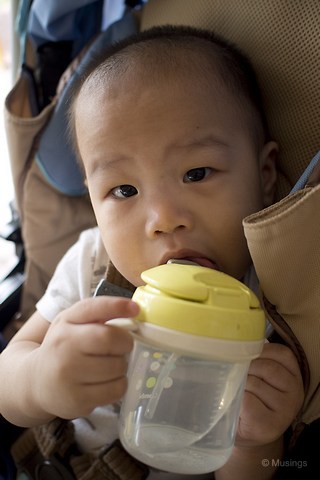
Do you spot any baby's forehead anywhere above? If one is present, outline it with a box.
[78,49,225,107]
[76,66,226,124]
[74,37,264,144]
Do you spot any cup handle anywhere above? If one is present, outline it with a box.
[105,318,138,331]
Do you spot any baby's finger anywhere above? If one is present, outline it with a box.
[78,321,134,356]
[248,356,297,393]
[87,376,129,409]
[56,296,139,326]
[244,373,286,412]
[256,343,301,378]
[74,355,129,385]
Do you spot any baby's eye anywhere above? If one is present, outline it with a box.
[184,167,212,182]
[111,184,138,198]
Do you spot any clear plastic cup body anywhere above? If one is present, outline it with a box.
[119,338,249,474]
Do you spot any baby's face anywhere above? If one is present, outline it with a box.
[76,71,277,286]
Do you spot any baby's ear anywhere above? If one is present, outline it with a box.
[259,140,278,207]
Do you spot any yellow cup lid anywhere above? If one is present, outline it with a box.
[133,264,265,341]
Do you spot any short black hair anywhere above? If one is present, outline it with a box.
[69,25,270,153]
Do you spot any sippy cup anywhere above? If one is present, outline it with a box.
[118,264,265,474]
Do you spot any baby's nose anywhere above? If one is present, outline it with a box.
[145,194,193,237]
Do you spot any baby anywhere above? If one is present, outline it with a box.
[0,26,304,480]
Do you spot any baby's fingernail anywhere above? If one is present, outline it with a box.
[128,300,140,314]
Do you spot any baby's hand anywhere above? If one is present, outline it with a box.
[208,343,304,480]
[33,297,139,419]
[236,342,304,447]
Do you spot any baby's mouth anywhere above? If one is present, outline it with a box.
[167,257,218,270]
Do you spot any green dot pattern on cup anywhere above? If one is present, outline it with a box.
[146,377,157,388]
[136,351,176,392]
